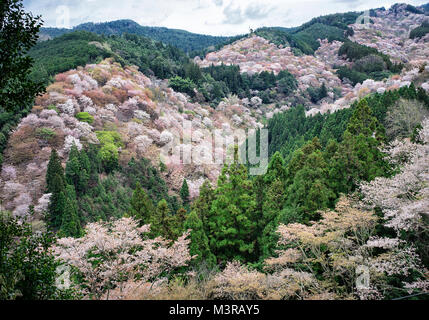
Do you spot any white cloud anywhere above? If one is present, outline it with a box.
[23,0,429,36]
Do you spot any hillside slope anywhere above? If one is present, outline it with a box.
[195,3,429,116]
[39,19,231,53]
[0,59,263,218]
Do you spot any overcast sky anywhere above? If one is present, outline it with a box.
[23,0,428,36]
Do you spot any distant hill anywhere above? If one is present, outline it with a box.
[39,19,231,53]
[252,11,360,55]
[420,2,429,13]
[29,31,191,85]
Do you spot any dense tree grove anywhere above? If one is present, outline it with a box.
[44,143,181,238]
[170,64,298,106]
[409,21,429,39]
[39,19,231,54]
[336,41,403,85]
[29,31,191,86]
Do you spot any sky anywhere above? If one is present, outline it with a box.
[23,0,429,36]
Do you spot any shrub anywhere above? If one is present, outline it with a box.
[35,127,56,141]
[168,76,196,97]
[75,112,94,124]
[96,131,123,172]
[96,130,122,147]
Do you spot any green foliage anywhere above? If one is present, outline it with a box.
[268,86,429,162]
[0,0,44,113]
[40,19,231,54]
[184,210,216,267]
[106,33,190,79]
[307,83,328,103]
[336,66,370,85]
[75,112,94,124]
[59,185,82,238]
[405,4,424,14]
[0,0,44,168]
[286,138,335,220]
[46,149,65,193]
[29,31,112,85]
[187,88,429,265]
[150,199,177,239]
[29,30,193,85]
[337,41,403,85]
[65,145,90,194]
[35,127,56,141]
[254,12,358,55]
[76,154,178,224]
[255,153,288,260]
[0,213,76,300]
[208,154,257,264]
[168,76,196,97]
[199,65,297,105]
[129,182,155,225]
[409,21,429,39]
[96,131,122,172]
[121,157,177,212]
[180,179,190,206]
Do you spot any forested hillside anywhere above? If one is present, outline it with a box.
[39,19,231,54]
[1,0,429,302]
[28,31,191,85]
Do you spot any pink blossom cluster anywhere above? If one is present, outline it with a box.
[53,218,193,299]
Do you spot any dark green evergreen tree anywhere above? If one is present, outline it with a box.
[129,182,155,225]
[184,210,216,267]
[180,179,190,206]
[47,173,67,229]
[59,185,82,238]
[46,149,64,193]
[150,199,175,239]
[208,149,257,263]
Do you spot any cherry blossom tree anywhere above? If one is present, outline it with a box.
[53,217,193,299]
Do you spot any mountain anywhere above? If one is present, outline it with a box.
[39,19,231,53]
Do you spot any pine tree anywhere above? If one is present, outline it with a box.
[191,180,214,233]
[46,149,64,193]
[346,98,377,137]
[59,185,82,238]
[78,148,91,192]
[208,151,257,263]
[46,150,67,230]
[184,210,216,267]
[151,199,175,239]
[47,173,66,229]
[287,149,335,221]
[180,179,190,207]
[129,182,155,225]
[329,98,388,192]
[171,207,187,239]
[65,147,81,189]
[255,152,288,260]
